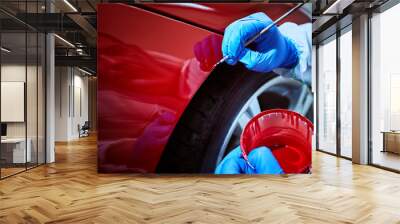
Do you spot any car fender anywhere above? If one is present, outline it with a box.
[97,3,309,173]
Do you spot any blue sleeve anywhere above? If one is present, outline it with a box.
[273,23,312,85]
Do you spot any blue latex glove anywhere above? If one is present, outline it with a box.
[215,146,284,174]
[222,12,299,73]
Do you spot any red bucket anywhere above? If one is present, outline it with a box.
[240,109,313,173]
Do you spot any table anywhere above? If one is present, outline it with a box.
[1,138,31,164]
[382,131,400,154]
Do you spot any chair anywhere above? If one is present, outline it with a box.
[79,121,90,138]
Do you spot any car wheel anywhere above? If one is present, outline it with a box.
[156,64,313,173]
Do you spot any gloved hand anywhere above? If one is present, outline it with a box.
[222,12,299,73]
[215,146,284,174]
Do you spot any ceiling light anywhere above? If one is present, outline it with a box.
[63,0,78,12]
[1,47,11,53]
[76,48,85,55]
[323,0,341,14]
[78,67,93,76]
[323,0,355,15]
[54,34,75,48]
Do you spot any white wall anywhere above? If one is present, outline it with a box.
[1,65,39,138]
[55,67,70,141]
[1,65,25,134]
[1,65,26,141]
[1,63,46,164]
[55,67,89,141]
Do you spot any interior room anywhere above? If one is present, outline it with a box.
[0,19,46,177]
[370,3,400,171]
[1,0,400,223]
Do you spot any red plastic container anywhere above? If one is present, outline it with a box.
[240,109,314,173]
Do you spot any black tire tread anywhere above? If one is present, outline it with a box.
[156,64,273,173]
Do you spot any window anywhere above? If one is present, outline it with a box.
[339,29,352,158]
[317,37,337,154]
[370,4,400,171]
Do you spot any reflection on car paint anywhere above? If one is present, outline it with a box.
[98,4,220,172]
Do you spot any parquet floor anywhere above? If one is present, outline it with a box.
[1,134,400,223]
[1,167,26,178]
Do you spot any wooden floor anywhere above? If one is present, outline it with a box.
[1,167,26,178]
[1,135,400,223]
[372,150,400,171]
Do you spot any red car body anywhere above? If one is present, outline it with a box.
[97,3,310,173]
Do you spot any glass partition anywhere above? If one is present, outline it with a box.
[312,45,317,151]
[38,32,45,165]
[1,30,28,177]
[339,28,352,158]
[0,1,46,179]
[27,30,38,169]
[317,37,337,154]
[371,4,400,171]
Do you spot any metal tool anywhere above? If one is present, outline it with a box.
[213,2,305,69]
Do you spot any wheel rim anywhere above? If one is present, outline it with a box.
[215,76,313,165]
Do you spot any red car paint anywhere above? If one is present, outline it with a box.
[240,109,313,173]
[142,3,310,33]
[97,3,310,173]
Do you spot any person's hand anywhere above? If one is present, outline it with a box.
[215,146,284,174]
[222,12,299,73]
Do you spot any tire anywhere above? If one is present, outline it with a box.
[156,63,311,173]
